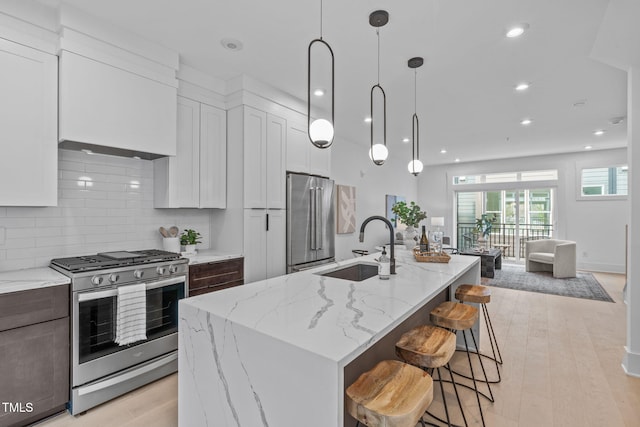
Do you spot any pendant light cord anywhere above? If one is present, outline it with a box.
[377,29,380,84]
[320,0,323,39]
[413,68,418,114]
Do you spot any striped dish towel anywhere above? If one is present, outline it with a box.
[115,283,147,346]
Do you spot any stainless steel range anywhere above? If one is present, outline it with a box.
[50,250,188,415]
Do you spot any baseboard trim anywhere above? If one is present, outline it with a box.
[622,346,640,377]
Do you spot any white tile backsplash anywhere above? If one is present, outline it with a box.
[0,149,213,271]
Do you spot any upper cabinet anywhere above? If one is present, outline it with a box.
[154,96,226,208]
[243,106,286,209]
[58,51,177,157]
[286,112,331,178]
[0,39,57,206]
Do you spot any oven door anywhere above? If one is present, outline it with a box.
[72,276,186,387]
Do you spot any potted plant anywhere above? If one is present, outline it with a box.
[180,229,201,254]
[391,201,427,249]
[474,213,496,249]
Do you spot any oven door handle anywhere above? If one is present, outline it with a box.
[77,276,186,302]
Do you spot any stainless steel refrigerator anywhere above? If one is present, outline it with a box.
[287,172,335,273]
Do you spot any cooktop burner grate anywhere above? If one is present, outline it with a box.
[51,249,182,272]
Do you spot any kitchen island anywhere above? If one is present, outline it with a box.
[178,249,480,427]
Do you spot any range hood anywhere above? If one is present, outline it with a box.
[58,51,177,160]
[59,140,167,161]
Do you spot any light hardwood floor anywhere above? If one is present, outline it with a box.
[38,271,640,427]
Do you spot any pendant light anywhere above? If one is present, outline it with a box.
[407,57,424,176]
[307,0,335,149]
[368,10,389,166]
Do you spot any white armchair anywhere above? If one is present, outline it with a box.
[525,239,577,278]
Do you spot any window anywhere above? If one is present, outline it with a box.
[578,166,628,199]
[453,169,558,185]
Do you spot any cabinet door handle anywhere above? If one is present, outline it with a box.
[266,212,269,231]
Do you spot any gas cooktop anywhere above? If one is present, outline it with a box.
[51,249,182,272]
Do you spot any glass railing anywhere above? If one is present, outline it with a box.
[456,222,553,258]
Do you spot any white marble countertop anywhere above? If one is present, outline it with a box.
[0,267,71,295]
[181,249,478,366]
[182,249,243,265]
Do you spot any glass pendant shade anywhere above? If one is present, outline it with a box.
[309,118,334,147]
[407,159,424,175]
[369,143,388,165]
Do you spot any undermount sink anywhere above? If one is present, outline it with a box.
[317,263,379,282]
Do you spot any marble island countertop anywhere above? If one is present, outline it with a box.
[0,267,70,295]
[179,249,480,427]
[182,249,478,365]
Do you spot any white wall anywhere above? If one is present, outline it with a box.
[330,137,419,261]
[417,147,628,273]
[0,149,213,271]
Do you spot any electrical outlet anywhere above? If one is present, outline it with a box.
[582,251,588,258]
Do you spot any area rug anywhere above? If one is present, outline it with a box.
[482,263,614,302]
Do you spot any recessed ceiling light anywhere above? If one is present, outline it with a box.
[314,89,325,97]
[440,149,447,154]
[520,118,532,125]
[132,156,141,160]
[593,130,605,136]
[515,82,529,91]
[455,158,461,163]
[81,149,93,155]
[220,38,243,51]
[364,117,372,123]
[402,138,410,143]
[506,23,529,38]
[584,145,593,150]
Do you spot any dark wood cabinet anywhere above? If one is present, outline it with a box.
[0,284,70,427]
[189,257,244,296]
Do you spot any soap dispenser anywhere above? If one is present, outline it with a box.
[379,246,390,280]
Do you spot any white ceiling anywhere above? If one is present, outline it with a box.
[38,0,627,166]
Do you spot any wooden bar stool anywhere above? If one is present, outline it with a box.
[455,284,503,383]
[396,325,468,427]
[430,301,493,427]
[346,360,433,427]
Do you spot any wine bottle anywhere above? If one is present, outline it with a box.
[419,225,429,253]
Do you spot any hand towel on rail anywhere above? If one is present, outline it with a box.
[115,283,147,346]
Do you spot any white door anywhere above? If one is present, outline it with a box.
[243,209,268,283]
[0,39,57,206]
[243,107,267,208]
[200,104,226,208]
[266,209,286,279]
[176,97,200,207]
[286,118,309,174]
[266,114,287,209]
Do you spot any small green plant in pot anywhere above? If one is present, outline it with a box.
[179,229,201,253]
[391,201,427,249]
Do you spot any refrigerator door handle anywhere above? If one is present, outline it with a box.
[316,187,323,249]
[310,187,317,250]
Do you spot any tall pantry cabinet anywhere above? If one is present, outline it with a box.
[227,106,286,283]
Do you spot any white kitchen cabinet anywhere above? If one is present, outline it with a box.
[243,209,286,283]
[286,115,331,178]
[154,97,226,208]
[59,50,177,156]
[199,104,227,208]
[0,39,57,206]
[243,106,286,209]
